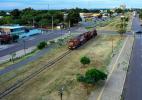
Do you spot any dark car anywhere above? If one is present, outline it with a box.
[136,31,142,34]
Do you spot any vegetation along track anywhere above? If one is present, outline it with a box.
[0,50,72,99]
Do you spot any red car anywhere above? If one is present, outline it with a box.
[0,34,12,44]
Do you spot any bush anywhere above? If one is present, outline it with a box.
[49,40,55,44]
[80,56,91,66]
[37,41,47,49]
[58,38,64,42]
[77,68,107,85]
[57,39,64,46]
[125,17,129,22]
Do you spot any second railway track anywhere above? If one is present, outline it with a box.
[0,50,72,99]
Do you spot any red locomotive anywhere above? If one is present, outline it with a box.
[68,29,97,49]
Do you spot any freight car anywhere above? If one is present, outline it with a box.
[68,29,97,49]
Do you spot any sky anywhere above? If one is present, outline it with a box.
[0,0,142,10]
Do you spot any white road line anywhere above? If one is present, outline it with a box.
[97,36,129,100]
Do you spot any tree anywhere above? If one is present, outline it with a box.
[107,9,113,17]
[66,8,82,26]
[80,56,91,66]
[139,11,142,19]
[0,11,6,16]
[2,16,13,24]
[125,17,129,22]
[20,8,36,25]
[0,19,5,25]
[77,68,107,85]
[116,16,127,37]
[37,41,47,49]
[115,8,124,14]
[11,9,21,19]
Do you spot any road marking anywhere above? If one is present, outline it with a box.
[96,36,129,100]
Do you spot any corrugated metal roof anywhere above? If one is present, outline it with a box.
[0,25,24,29]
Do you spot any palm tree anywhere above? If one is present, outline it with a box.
[116,16,127,38]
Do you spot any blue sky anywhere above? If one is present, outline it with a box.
[0,0,141,10]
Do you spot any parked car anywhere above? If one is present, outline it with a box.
[0,34,19,44]
[136,31,142,34]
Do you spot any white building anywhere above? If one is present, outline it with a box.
[0,25,25,35]
[0,24,41,38]
[0,16,3,19]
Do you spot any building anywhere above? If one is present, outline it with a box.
[0,25,25,35]
[0,24,41,38]
[80,13,101,21]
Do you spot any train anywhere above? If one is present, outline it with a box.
[0,34,19,44]
[68,29,97,49]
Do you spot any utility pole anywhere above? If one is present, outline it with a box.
[48,4,49,11]
[23,40,26,55]
[41,15,44,28]
[32,18,35,27]
[58,87,64,100]
[69,20,71,35]
[69,20,70,29]
[112,37,114,56]
[11,52,16,63]
[52,16,54,31]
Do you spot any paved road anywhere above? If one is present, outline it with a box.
[123,15,142,100]
[0,26,85,57]
[0,46,53,76]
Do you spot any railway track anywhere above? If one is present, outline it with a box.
[0,50,72,99]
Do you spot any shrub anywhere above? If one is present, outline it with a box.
[80,56,91,66]
[57,38,64,46]
[49,40,55,44]
[77,68,107,85]
[37,41,47,49]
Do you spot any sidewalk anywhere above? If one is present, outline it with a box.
[88,35,134,100]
